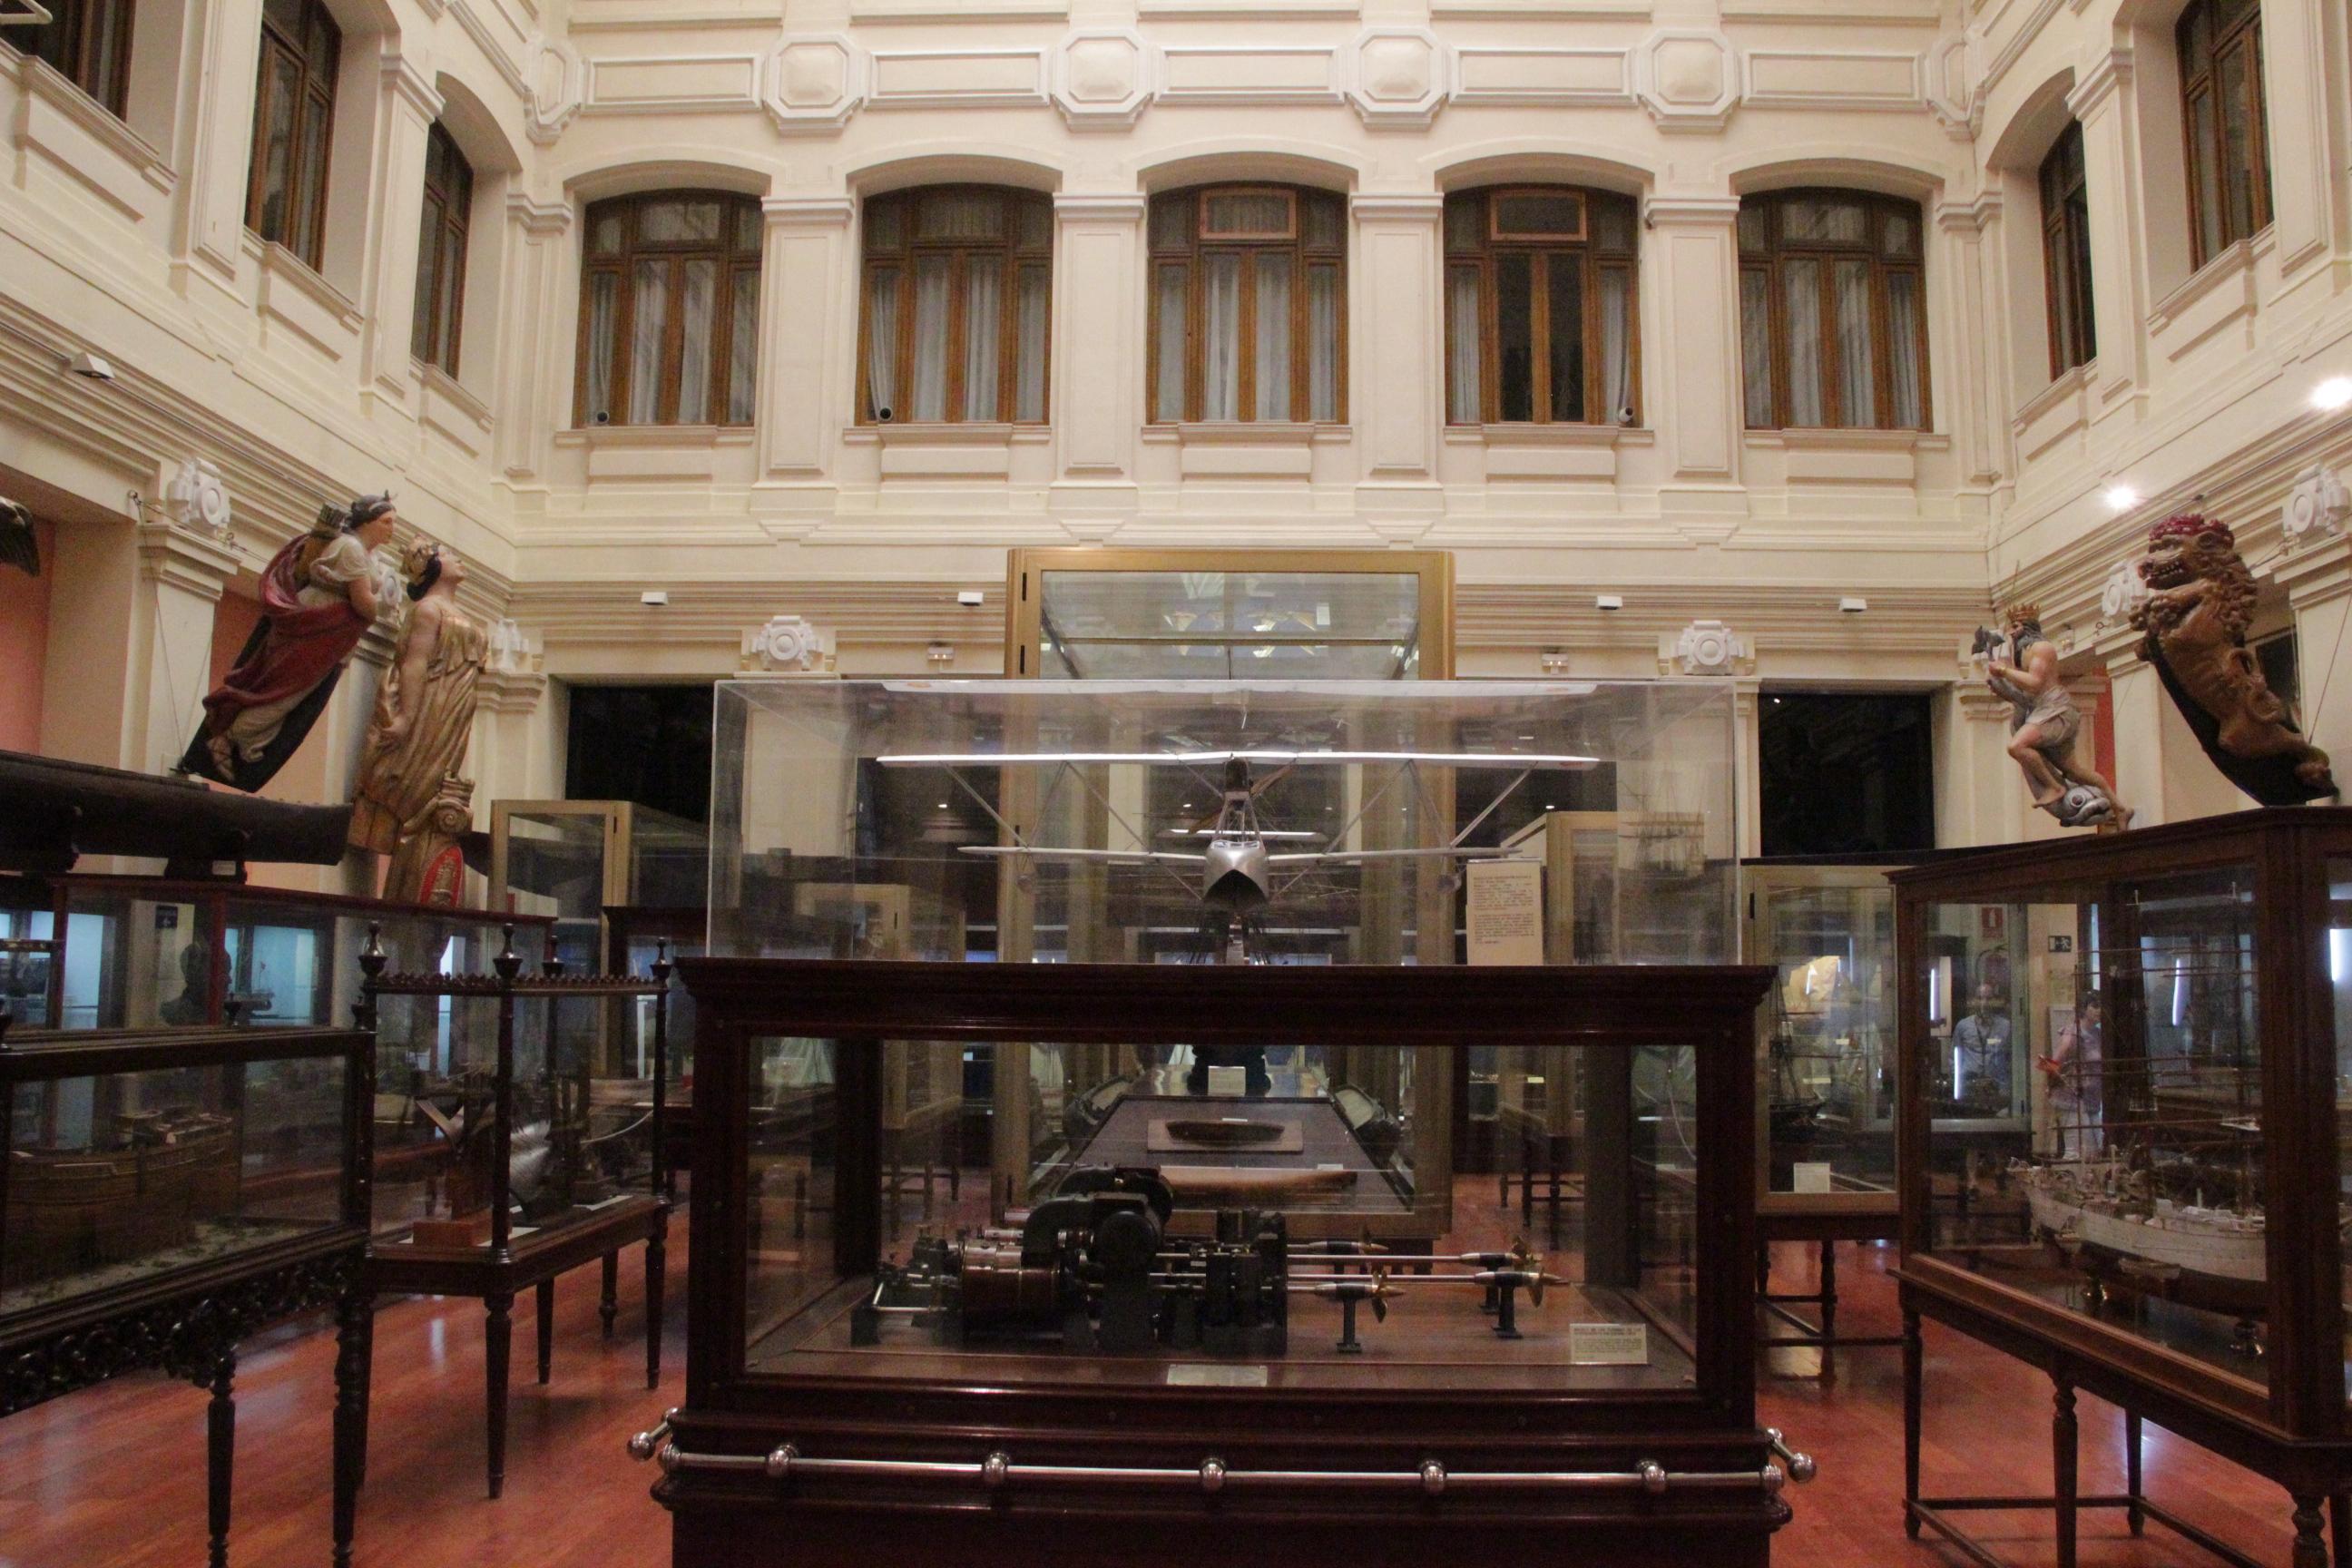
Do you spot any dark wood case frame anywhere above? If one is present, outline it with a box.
[1890,809,2352,1566]
[664,958,1782,1568]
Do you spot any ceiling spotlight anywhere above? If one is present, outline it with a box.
[67,351,115,381]
[956,590,985,607]
[640,590,669,606]
[2314,377,2352,412]
[2104,485,2141,512]
[1594,594,1623,611]
[1838,597,1867,614]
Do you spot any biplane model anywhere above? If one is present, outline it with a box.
[877,746,1594,942]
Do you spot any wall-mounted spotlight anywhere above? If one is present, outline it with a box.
[641,590,669,606]
[2104,485,2141,512]
[956,590,985,607]
[1838,597,1867,614]
[1594,594,1623,611]
[927,642,955,668]
[67,351,115,381]
[2314,377,2352,413]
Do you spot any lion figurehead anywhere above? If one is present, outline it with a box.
[2139,513,2234,590]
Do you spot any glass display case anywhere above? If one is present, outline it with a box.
[0,1022,373,1565]
[1892,808,2352,1568]
[652,957,1798,1568]
[358,926,673,1498]
[1003,548,1455,680]
[708,679,1737,971]
[489,800,709,973]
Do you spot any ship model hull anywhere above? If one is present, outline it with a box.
[4,1117,240,1290]
[2021,1161,2266,1318]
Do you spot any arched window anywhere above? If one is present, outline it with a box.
[246,0,340,268]
[22,0,133,117]
[411,123,474,377]
[576,191,762,427]
[2040,122,2096,377]
[1148,185,1346,425]
[858,186,1052,425]
[1738,190,1928,431]
[2178,0,2269,268]
[1443,186,1639,426]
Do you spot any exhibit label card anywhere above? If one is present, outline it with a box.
[1465,858,1544,966]
[1568,1323,1649,1366]
[1167,1364,1269,1387]
[1791,1161,1835,1194]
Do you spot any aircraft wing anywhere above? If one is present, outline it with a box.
[1264,847,1521,866]
[881,750,1594,769]
[956,845,1200,866]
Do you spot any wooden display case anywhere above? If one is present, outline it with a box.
[1891,808,2352,1568]
[647,957,1804,1568]
[0,1022,374,1567]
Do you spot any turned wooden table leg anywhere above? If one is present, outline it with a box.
[1902,1307,1923,1539]
[646,1220,668,1389]
[2125,1409,2143,1535]
[485,1288,514,1499]
[1818,1240,1839,1386]
[332,1289,373,1568]
[204,1350,237,1568]
[2053,1373,2079,1568]
[536,1278,555,1385]
[601,1250,620,1338]
[2294,1494,2331,1568]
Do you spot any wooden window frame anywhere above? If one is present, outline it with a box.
[2177,0,2271,270]
[573,191,763,428]
[2039,122,2097,379]
[855,186,1054,426]
[1737,189,1931,432]
[411,122,475,377]
[20,0,133,117]
[1443,185,1640,426]
[244,0,340,270]
[1146,183,1348,426]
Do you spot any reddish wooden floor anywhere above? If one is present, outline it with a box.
[0,1237,2315,1567]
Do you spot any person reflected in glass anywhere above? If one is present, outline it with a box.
[2041,995,2103,1160]
[1952,983,2014,1112]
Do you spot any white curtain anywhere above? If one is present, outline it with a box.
[585,271,617,422]
[865,268,899,420]
[1307,263,1340,424]
[1201,254,1242,421]
[1886,271,1923,428]
[1014,264,1048,423]
[1832,259,1874,426]
[910,255,951,422]
[961,255,1001,420]
[1599,267,1631,424]
[1783,258,1822,427]
[1154,264,1189,422]
[1446,265,1481,424]
[628,258,667,426]
[1253,252,1291,421]
[677,259,716,424]
[726,266,759,425]
[1739,269,1773,428]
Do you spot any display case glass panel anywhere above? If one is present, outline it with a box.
[710,680,1738,967]
[56,889,217,1029]
[740,1034,1706,1392]
[1747,867,1899,1200]
[1919,865,2269,1385]
[1004,549,1456,681]
[4,1051,351,1314]
[493,801,710,970]
[0,905,56,1028]
[2331,854,2352,1409]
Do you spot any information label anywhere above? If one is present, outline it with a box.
[1465,858,1544,966]
[1568,1322,1649,1366]
[1167,1364,1269,1387]
[1791,1161,1835,1194]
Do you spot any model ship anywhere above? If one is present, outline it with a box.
[5,1108,240,1289]
[2016,1158,2265,1295]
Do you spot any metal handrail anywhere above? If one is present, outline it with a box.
[631,1431,1787,1499]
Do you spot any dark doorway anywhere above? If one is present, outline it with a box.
[564,683,714,823]
[1759,691,1935,856]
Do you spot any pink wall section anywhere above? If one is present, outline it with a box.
[210,590,261,687]
[0,519,55,752]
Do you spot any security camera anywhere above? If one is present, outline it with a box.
[67,351,115,381]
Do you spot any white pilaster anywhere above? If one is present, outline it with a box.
[1349,195,1444,519]
[1643,197,1746,536]
[757,197,855,523]
[1050,193,1146,533]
